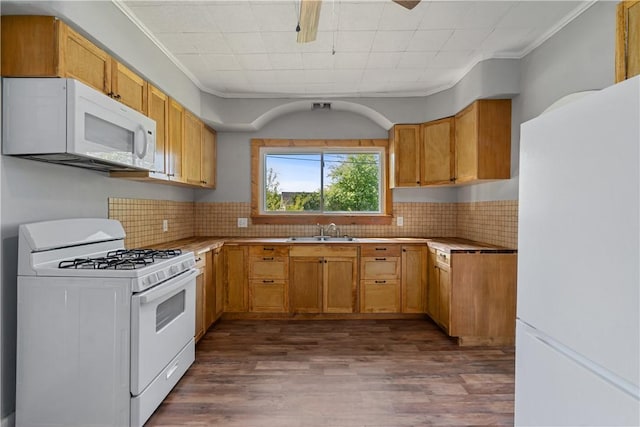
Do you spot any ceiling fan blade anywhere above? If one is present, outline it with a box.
[297,0,322,43]
[392,0,421,10]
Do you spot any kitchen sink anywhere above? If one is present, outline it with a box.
[287,236,357,242]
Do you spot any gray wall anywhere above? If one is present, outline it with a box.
[457,1,617,203]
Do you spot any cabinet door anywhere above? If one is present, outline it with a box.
[421,117,455,185]
[213,249,224,319]
[390,124,421,187]
[1,16,59,76]
[61,23,112,94]
[455,103,478,183]
[225,246,248,312]
[202,126,217,188]
[360,256,401,280]
[250,281,288,312]
[361,280,400,313]
[426,248,439,320]
[290,257,323,313]
[195,271,205,342]
[204,251,215,329]
[183,110,203,185]
[111,60,147,114]
[401,245,427,313]
[437,265,451,333]
[147,84,169,175]
[616,1,640,82]
[323,257,357,313]
[167,99,184,181]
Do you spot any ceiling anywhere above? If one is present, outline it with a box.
[118,0,592,99]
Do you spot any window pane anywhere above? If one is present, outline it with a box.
[264,154,321,212]
[324,153,381,212]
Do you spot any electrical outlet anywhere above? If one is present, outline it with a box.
[237,217,248,228]
[162,219,168,232]
[396,216,404,227]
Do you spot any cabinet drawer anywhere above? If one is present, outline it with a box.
[249,256,289,280]
[360,245,401,257]
[436,250,450,266]
[249,280,288,312]
[249,245,289,257]
[194,253,207,270]
[360,280,400,313]
[361,256,401,280]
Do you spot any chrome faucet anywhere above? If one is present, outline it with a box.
[326,223,339,237]
[316,223,324,237]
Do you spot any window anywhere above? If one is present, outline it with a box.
[251,139,392,224]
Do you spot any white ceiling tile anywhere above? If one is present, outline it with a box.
[371,31,414,53]
[225,32,267,54]
[366,52,402,69]
[479,28,537,54]
[129,5,218,33]
[246,70,282,84]
[261,32,300,53]
[361,68,393,83]
[441,29,493,51]
[208,3,260,33]
[332,52,369,69]
[338,2,385,31]
[155,33,199,54]
[303,52,335,69]
[497,1,583,29]
[236,54,272,70]
[419,2,469,30]
[429,51,473,69]
[378,1,428,31]
[269,53,304,70]
[336,31,376,52]
[250,2,298,32]
[305,69,333,84]
[275,69,306,84]
[397,51,437,69]
[317,1,339,32]
[191,33,232,54]
[419,68,460,87]
[200,54,242,71]
[407,30,454,52]
[457,1,516,29]
[388,69,422,83]
[331,69,363,83]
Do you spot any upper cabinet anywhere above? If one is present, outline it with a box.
[390,99,510,188]
[147,84,169,176]
[389,124,421,187]
[183,110,204,186]
[1,15,147,114]
[616,1,640,82]
[201,126,217,189]
[167,99,185,182]
[421,117,455,185]
[454,99,511,184]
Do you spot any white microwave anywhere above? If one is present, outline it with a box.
[2,78,156,172]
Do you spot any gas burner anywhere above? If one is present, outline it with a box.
[58,249,181,270]
[107,249,182,260]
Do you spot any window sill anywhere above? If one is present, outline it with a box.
[251,214,393,225]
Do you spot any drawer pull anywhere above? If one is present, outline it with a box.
[374,257,387,261]
[262,257,274,261]
[263,247,274,251]
[262,280,274,284]
[375,248,387,251]
[375,280,386,284]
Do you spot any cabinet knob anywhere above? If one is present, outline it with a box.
[374,258,386,261]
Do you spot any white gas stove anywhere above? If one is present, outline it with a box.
[16,218,197,427]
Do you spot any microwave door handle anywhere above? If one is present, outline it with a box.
[139,269,197,305]
[134,126,148,159]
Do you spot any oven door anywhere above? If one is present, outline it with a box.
[130,268,196,395]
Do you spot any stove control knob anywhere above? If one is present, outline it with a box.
[182,261,191,270]
[157,270,166,280]
[146,274,157,286]
[170,265,179,275]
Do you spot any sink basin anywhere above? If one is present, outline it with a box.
[287,236,357,242]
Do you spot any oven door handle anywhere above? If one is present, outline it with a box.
[139,269,197,305]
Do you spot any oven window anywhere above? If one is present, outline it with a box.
[156,290,185,332]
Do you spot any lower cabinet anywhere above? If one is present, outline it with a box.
[194,254,206,342]
[213,247,224,319]
[401,245,427,313]
[224,245,249,312]
[248,245,289,312]
[290,246,358,314]
[360,280,400,313]
[359,244,401,313]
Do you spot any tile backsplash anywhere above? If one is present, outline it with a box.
[110,198,518,249]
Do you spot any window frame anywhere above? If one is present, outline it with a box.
[251,139,393,225]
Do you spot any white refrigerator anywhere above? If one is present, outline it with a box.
[516,76,640,425]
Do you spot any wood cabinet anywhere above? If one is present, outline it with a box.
[167,99,185,182]
[427,245,517,346]
[194,254,207,343]
[454,99,511,184]
[224,245,249,312]
[290,246,358,314]
[401,245,427,313]
[616,1,640,82]
[147,84,169,176]
[201,126,217,188]
[389,124,421,187]
[204,250,216,330]
[360,244,401,313]
[1,16,148,114]
[420,118,455,185]
[183,110,204,185]
[248,245,289,312]
[213,248,224,319]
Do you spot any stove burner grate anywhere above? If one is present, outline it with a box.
[58,249,182,270]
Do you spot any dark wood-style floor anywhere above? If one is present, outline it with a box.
[147,319,515,427]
